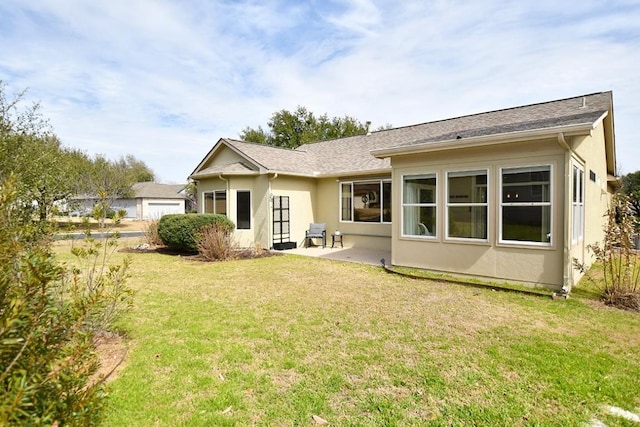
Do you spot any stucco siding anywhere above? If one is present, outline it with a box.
[252,175,271,248]
[316,177,392,250]
[390,140,566,288]
[569,120,612,283]
[270,176,317,248]
[203,146,248,169]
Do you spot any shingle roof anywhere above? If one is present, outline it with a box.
[132,182,186,199]
[191,91,613,179]
[224,139,319,174]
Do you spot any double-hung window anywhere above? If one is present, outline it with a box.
[446,170,488,240]
[572,165,584,244]
[340,180,391,223]
[203,190,227,215]
[402,174,436,237]
[500,165,552,245]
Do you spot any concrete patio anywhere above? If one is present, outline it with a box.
[275,245,391,267]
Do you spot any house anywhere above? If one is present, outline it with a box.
[111,182,187,220]
[189,91,618,291]
[72,182,188,220]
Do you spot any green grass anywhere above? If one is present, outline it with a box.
[54,240,640,426]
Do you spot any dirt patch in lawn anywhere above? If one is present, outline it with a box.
[92,331,129,385]
[119,243,281,261]
[53,218,152,233]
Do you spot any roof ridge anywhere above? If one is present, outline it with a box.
[368,91,611,136]
[225,137,308,154]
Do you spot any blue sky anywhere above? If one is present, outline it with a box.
[1,0,639,183]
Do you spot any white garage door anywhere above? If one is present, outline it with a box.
[146,202,183,220]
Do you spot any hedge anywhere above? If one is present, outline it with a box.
[158,214,235,252]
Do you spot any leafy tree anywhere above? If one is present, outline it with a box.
[0,83,82,220]
[117,154,155,183]
[239,106,374,148]
[621,170,640,218]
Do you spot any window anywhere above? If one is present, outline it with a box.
[446,170,487,240]
[203,190,227,215]
[402,174,436,237]
[572,165,584,244]
[500,165,552,244]
[341,183,353,221]
[237,191,251,230]
[340,179,391,223]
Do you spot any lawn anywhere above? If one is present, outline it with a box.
[55,240,640,426]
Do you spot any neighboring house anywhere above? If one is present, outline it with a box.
[73,182,187,220]
[189,92,618,291]
[112,182,187,220]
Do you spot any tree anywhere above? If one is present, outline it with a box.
[0,83,80,220]
[1,82,157,223]
[239,106,374,148]
[621,170,640,218]
[117,154,155,183]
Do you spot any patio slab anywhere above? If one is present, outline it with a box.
[275,246,391,267]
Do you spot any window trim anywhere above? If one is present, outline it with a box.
[401,172,438,239]
[498,164,553,247]
[202,189,227,215]
[572,164,584,245]
[445,169,489,242]
[236,190,251,230]
[339,178,392,224]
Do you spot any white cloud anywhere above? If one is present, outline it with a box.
[1,0,639,182]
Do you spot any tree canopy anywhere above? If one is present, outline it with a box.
[621,170,640,218]
[0,81,155,220]
[239,106,378,148]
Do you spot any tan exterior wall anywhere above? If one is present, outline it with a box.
[196,175,258,247]
[569,119,612,284]
[390,140,567,289]
[201,146,247,170]
[270,176,317,247]
[316,177,392,251]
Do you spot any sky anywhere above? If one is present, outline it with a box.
[1,0,639,184]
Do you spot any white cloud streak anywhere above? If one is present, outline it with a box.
[1,0,639,182]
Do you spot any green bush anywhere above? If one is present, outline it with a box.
[1,178,134,425]
[158,214,235,252]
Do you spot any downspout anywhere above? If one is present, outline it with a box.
[268,173,278,249]
[556,133,579,295]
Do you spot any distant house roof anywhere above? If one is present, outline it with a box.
[190,91,614,180]
[131,182,186,199]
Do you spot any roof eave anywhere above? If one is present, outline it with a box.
[371,123,596,158]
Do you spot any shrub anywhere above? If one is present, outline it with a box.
[196,223,239,261]
[144,218,163,246]
[574,193,640,311]
[158,214,235,252]
[1,179,133,425]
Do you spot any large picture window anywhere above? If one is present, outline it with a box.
[203,190,227,215]
[236,191,251,230]
[446,170,487,240]
[500,165,552,244]
[340,180,391,223]
[402,174,436,237]
[572,165,584,244]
